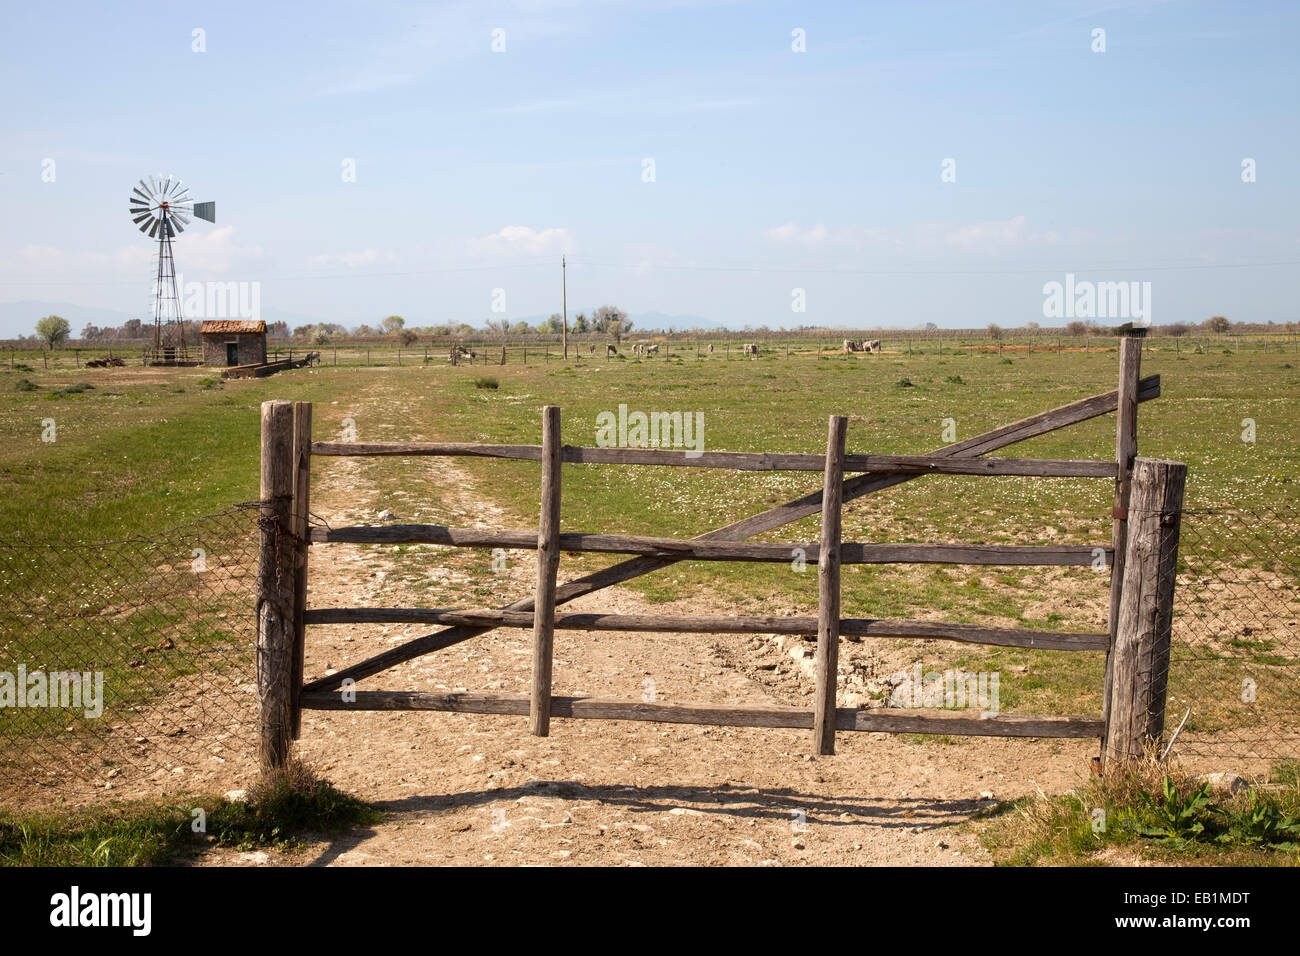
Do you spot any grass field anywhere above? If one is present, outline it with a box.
[1,343,1296,734]
[3,342,1294,541]
[4,329,1298,374]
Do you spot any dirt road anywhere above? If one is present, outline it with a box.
[204,415,1097,867]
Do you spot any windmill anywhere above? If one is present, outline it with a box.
[128,175,215,364]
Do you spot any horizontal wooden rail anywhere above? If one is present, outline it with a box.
[304,607,1108,651]
[310,524,1111,567]
[310,440,1117,478]
[299,690,1103,738]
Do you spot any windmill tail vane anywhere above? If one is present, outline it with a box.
[128,175,216,365]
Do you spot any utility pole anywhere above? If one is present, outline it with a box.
[562,255,568,360]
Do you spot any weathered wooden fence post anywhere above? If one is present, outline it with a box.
[289,401,312,738]
[257,400,297,770]
[814,415,848,755]
[1102,332,1143,727]
[530,405,563,736]
[1104,457,1186,763]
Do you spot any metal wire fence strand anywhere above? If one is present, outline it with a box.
[0,500,1295,806]
[0,504,266,804]
[1167,506,1300,762]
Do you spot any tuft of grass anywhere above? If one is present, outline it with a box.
[0,762,378,866]
[895,377,914,388]
[1271,759,1300,788]
[977,758,1300,865]
[944,374,965,384]
[46,382,95,399]
[13,378,37,392]
[473,376,500,389]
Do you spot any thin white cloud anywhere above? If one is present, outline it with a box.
[944,215,1030,247]
[307,248,395,268]
[153,226,266,274]
[764,217,1060,251]
[764,222,829,244]
[468,225,572,256]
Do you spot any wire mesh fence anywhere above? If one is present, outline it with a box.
[0,505,262,806]
[1168,506,1300,764]
[0,497,1295,809]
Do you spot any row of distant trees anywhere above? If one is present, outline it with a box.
[16,311,1294,349]
[20,306,635,349]
[288,306,634,346]
[984,316,1242,339]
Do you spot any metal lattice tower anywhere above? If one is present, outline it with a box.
[128,176,215,364]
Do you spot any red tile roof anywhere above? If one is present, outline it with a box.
[200,320,266,334]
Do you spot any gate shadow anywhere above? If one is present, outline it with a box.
[305,780,997,866]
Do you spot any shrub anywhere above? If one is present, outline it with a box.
[46,382,95,398]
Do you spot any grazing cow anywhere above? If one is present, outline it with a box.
[707,343,714,354]
[450,345,476,363]
[631,343,644,356]
[646,344,660,355]
[865,339,882,353]
[843,339,858,353]
[743,343,759,357]
[606,343,618,356]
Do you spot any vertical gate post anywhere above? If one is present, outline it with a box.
[814,415,848,755]
[290,402,313,738]
[257,400,297,771]
[1104,457,1186,763]
[1102,331,1144,730]
[530,405,563,736]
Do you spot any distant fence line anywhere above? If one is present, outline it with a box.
[4,327,1300,367]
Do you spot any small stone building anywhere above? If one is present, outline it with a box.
[201,320,267,367]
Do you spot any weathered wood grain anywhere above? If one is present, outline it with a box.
[311,524,1109,566]
[530,406,561,737]
[299,690,1103,738]
[1105,457,1186,762]
[312,440,1116,478]
[304,607,1108,651]
[257,401,296,771]
[815,415,847,755]
[1103,335,1143,730]
[289,401,311,740]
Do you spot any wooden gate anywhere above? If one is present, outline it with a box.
[254,333,1185,772]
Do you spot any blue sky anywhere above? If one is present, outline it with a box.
[0,0,1296,334]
